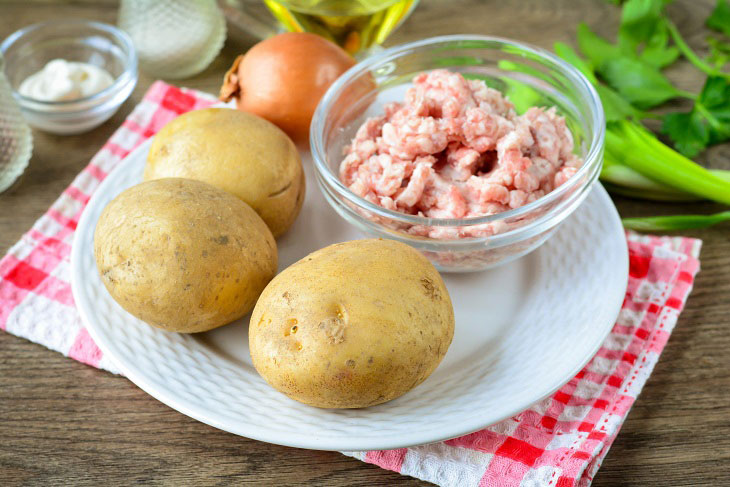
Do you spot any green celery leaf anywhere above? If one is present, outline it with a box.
[597,84,646,121]
[600,56,683,107]
[661,76,730,157]
[661,111,710,157]
[552,41,647,121]
[699,75,730,120]
[707,0,730,36]
[639,22,680,68]
[466,69,544,113]
[461,73,502,90]
[553,42,599,84]
[697,75,730,144]
[618,0,666,49]
[706,36,730,68]
[496,60,554,84]
[617,0,679,67]
[576,23,622,68]
[501,78,543,114]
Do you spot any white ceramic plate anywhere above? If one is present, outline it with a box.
[71,137,628,451]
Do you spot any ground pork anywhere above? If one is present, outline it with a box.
[339,69,583,238]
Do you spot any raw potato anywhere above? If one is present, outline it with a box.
[249,239,455,408]
[144,108,305,237]
[94,178,278,333]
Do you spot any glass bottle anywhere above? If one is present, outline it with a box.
[219,0,419,56]
[118,0,227,79]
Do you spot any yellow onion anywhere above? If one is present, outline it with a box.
[220,32,355,145]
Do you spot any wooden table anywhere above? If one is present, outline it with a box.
[2,1,729,485]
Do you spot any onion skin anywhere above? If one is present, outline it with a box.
[220,32,355,144]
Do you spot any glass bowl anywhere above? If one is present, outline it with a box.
[1,20,138,135]
[310,35,605,272]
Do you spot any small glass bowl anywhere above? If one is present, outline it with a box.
[311,35,605,272]
[1,20,138,135]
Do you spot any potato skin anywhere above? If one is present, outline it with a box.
[249,239,455,408]
[144,108,305,237]
[94,178,277,333]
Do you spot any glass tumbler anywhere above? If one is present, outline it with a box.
[0,53,32,193]
[118,0,226,79]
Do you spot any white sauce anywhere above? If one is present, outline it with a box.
[18,59,114,102]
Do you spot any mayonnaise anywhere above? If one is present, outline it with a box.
[18,59,114,102]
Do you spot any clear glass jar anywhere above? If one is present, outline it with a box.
[311,35,605,272]
[0,53,32,193]
[118,0,226,79]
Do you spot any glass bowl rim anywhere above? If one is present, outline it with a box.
[0,19,138,108]
[310,34,605,228]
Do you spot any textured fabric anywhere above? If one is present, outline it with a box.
[0,82,702,487]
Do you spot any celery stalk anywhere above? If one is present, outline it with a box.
[605,121,730,205]
[603,182,704,201]
[602,156,674,192]
[622,211,730,231]
[601,152,730,201]
[666,19,730,82]
[601,164,705,201]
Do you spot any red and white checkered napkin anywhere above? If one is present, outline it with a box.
[0,82,702,486]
